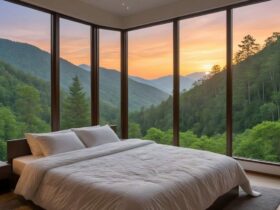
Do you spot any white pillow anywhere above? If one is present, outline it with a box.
[71,125,100,130]
[25,129,71,156]
[36,131,85,156]
[72,125,120,147]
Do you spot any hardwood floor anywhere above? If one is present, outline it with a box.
[246,171,280,189]
[246,171,280,210]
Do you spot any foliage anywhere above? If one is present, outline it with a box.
[1,33,280,164]
[234,121,280,162]
[0,38,169,112]
[0,106,20,140]
[61,76,90,129]
[234,35,260,63]
[264,32,280,47]
[0,140,7,161]
[128,123,142,138]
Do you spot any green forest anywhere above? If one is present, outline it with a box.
[129,33,280,162]
[0,33,280,163]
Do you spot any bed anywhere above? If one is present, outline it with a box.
[7,127,259,210]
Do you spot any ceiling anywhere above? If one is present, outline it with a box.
[21,0,248,29]
[80,0,181,16]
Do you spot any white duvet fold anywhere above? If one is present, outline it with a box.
[15,139,259,210]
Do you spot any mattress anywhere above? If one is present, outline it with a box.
[13,155,42,175]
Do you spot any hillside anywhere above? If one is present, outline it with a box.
[130,73,205,94]
[81,64,205,94]
[0,60,51,137]
[0,38,169,111]
[130,38,280,136]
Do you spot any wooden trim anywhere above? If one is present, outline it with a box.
[91,27,99,125]
[121,31,128,139]
[245,170,280,178]
[7,139,31,164]
[235,157,280,166]
[51,14,60,131]
[226,9,233,157]
[173,20,180,147]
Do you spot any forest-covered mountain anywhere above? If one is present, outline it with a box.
[1,34,280,163]
[130,35,280,137]
[0,38,169,111]
[130,75,195,94]
[80,64,206,94]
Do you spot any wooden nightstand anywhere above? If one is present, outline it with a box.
[0,161,11,192]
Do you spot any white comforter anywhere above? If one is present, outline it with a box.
[15,139,259,210]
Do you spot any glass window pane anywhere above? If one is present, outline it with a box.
[128,23,173,144]
[233,0,280,163]
[180,12,226,154]
[99,29,121,135]
[0,1,51,160]
[60,19,91,129]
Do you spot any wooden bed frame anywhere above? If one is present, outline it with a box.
[7,138,239,210]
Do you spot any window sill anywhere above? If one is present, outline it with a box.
[234,157,280,177]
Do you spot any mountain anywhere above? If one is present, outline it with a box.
[79,64,90,71]
[0,38,169,111]
[130,73,206,94]
[185,72,206,81]
[130,38,280,137]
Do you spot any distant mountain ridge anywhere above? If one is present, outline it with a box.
[0,38,169,111]
[79,64,206,94]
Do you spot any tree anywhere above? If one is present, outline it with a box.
[234,35,260,63]
[209,65,221,77]
[260,103,277,121]
[264,32,280,47]
[144,127,164,143]
[234,121,280,162]
[128,123,142,138]
[0,140,7,161]
[0,106,20,140]
[272,92,280,120]
[61,76,90,129]
[15,84,49,132]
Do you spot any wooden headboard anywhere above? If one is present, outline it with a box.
[7,138,31,164]
[7,125,117,164]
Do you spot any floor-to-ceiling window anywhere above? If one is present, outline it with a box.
[179,12,227,154]
[99,29,121,134]
[1,0,279,166]
[233,0,280,163]
[0,1,51,160]
[59,18,91,129]
[128,23,173,144]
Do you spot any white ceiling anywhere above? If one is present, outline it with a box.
[22,0,248,29]
[80,0,181,16]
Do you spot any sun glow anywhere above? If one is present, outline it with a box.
[202,63,213,71]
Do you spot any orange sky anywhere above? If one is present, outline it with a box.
[1,0,279,79]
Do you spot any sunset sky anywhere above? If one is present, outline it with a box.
[0,0,279,79]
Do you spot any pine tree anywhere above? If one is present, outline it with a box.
[234,35,260,63]
[61,76,90,129]
[264,32,280,47]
